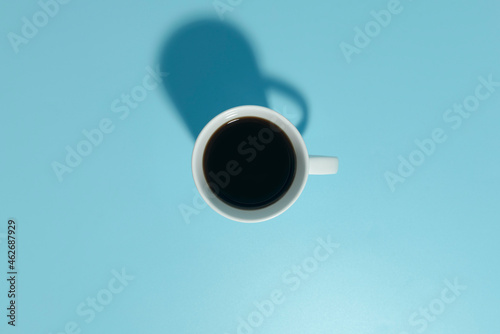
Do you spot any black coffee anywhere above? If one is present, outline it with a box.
[203,117,296,209]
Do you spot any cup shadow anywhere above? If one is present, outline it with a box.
[159,18,309,140]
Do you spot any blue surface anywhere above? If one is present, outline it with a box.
[1,0,499,333]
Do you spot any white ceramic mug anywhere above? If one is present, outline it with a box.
[192,105,338,223]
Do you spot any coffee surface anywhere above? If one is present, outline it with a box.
[203,117,296,209]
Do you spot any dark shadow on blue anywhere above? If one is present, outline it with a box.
[159,18,308,139]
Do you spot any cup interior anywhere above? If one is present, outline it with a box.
[192,105,309,222]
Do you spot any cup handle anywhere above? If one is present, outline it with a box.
[309,156,339,175]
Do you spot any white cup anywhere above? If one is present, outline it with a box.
[192,105,338,223]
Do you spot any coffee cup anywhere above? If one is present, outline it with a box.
[192,105,338,223]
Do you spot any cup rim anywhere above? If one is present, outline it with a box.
[192,105,309,223]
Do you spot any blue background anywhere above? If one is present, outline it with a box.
[1,0,499,333]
